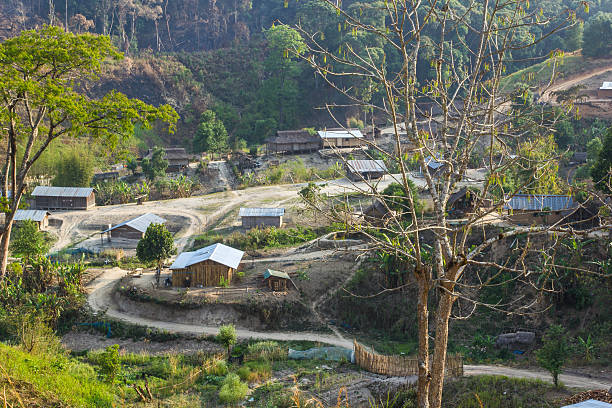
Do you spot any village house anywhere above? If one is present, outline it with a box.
[92,171,120,183]
[447,187,492,216]
[318,128,366,149]
[263,269,297,292]
[362,199,396,226]
[596,82,612,98]
[13,209,50,230]
[101,213,166,241]
[144,147,190,172]
[266,130,322,154]
[170,243,244,287]
[503,194,575,225]
[420,156,447,178]
[345,160,388,181]
[570,152,588,164]
[239,208,284,228]
[31,186,95,210]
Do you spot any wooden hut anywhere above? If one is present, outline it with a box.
[92,171,120,183]
[101,213,166,241]
[346,160,388,181]
[266,130,322,154]
[13,209,50,230]
[144,147,190,172]
[31,186,95,210]
[263,269,296,292]
[170,243,244,287]
[504,194,575,225]
[362,199,395,226]
[597,82,612,98]
[239,208,284,228]
[318,128,365,148]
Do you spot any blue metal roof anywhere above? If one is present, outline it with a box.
[102,213,166,234]
[563,400,612,408]
[14,209,49,222]
[263,269,290,280]
[239,208,285,217]
[504,194,574,211]
[425,156,444,170]
[170,243,244,270]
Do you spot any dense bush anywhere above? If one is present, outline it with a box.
[218,373,249,404]
[192,225,320,251]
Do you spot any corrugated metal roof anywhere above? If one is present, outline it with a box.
[600,82,612,90]
[425,156,445,170]
[318,129,364,139]
[14,209,49,222]
[503,194,574,211]
[239,208,285,217]
[102,213,166,234]
[264,269,290,280]
[346,160,387,174]
[170,243,244,270]
[563,400,612,408]
[32,186,94,198]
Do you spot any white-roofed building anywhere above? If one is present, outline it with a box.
[597,81,612,98]
[318,128,365,148]
[101,213,166,240]
[563,400,612,408]
[170,243,244,287]
[13,209,50,230]
[31,186,95,210]
[239,207,285,229]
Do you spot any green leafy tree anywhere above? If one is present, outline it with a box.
[126,157,139,176]
[218,373,248,404]
[586,137,603,162]
[582,12,612,58]
[217,324,237,360]
[136,223,176,272]
[98,344,121,384]
[591,127,612,193]
[9,220,50,259]
[513,134,563,194]
[381,181,423,215]
[536,325,570,387]
[0,26,178,278]
[193,110,228,156]
[141,147,168,180]
[52,149,95,187]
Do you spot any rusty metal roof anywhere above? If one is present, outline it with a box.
[31,186,94,198]
[346,160,387,174]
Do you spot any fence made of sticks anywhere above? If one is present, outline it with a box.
[354,340,463,377]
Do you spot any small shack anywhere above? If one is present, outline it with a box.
[346,160,388,181]
[13,209,50,230]
[92,171,120,183]
[266,130,322,154]
[504,194,575,225]
[170,243,244,287]
[239,208,285,228]
[362,199,395,226]
[596,82,612,98]
[145,147,189,172]
[101,213,166,241]
[318,128,365,148]
[31,186,95,210]
[420,156,447,178]
[447,187,488,216]
[571,152,588,164]
[263,269,297,292]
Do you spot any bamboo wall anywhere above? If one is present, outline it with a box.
[172,260,234,287]
[353,340,463,377]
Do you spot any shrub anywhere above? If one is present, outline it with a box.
[204,357,228,376]
[218,373,248,404]
[10,220,50,259]
[246,341,287,361]
[217,324,237,360]
[536,325,569,387]
[97,344,121,384]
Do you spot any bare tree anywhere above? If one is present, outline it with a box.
[288,1,611,407]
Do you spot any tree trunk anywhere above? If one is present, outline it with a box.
[428,286,456,408]
[0,222,13,278]
[416,273,430,408]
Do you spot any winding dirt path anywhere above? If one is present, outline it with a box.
[539,64,612,103]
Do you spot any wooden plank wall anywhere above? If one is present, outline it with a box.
[353,340,463,377]
[172,260,234,287]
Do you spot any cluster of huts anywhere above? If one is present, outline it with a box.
[266,128,368,154]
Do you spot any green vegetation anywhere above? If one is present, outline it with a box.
[218,373,249,404]
[583,12,612,58]
[536,325,570,387]
[239,159,342,187]
[592,127,612,192]
[141,147,169,180]
[192,225,321,251]
[52,148,95,187]
[217,324,237,360]
[381,181,423,216]
[136,223,177,272]
[194,110,229,156]
[9,220,51,259]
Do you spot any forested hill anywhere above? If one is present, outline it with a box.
[2,1,612,150]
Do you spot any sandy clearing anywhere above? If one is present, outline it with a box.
[539,64,612,103]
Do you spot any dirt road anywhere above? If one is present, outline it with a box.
[86,268,611,390]
[539,64,612,103]
[464,365,611,390]
[86,267,353,349]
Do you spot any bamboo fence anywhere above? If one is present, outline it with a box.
[353,340,463,377]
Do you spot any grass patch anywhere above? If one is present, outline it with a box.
[191,225,323,251]
[500,54,584,90]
